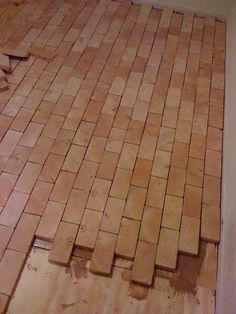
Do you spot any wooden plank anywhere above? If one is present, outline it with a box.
[90,231,117,275]
[156,228,179,270]
[131,240,156,286]
[0,53,11,72]
[48,222,78,266]
[1,47,29,58]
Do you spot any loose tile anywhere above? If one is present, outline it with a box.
[179,215,200,256]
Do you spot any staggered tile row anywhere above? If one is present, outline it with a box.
[0,0,224,310]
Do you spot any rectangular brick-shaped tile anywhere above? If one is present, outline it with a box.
[152,150,171,178]
[132,158,152,188]
[0,191,29,228]
[115,218,140,260]
[8,213,40,253]
[155,228,179,270]
[183,185,202,218]
[167,167,186,197]
[0,172,18,206]
[139,206,162,244]
[3,145,31,175]
[0,225,13,260]
[110,168,132,200]
[106,128,126,153]
[203,175,221,206]
[186,157,204,187]
[131,240,156,286]
[50,171,76,204]
[73,121,95,147]
[48,221,78,266]
[62,144,86,173]
[63,189,89,225]
[85,136,107,162]
[0,249,25,295]
[35,201,65,241]
[75,209,103,250]
[171,142,189,169]
[90,231,117,275]
[0,130,22,157]
[0,293,9,313]
[201,204,220,243]
[189,134,206,160]
[205,149,221,177]
[179,215,200,256]
[100,197,125,234]
[50,129,74,156]
[14,162,42,194]
[118,143,139,170]
[74,160,98,191]
[162,195,183,230]
[97,151,119,181]
[19,122,44,148]
[28,137,54,165]
[87,178,111,212]
[157,127,175,152]
[39,153,64,183]
[126,120,144,145]
[146,176,167,209]
[123,186,146,220]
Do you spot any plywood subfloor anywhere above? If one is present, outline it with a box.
[0,0,224,311]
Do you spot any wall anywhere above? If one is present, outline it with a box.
[133,0,230,20]
[216,1,236,313]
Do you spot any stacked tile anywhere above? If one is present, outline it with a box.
[0,0,225,304]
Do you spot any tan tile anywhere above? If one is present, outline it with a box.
[90,231,117,275]
[74,160,98,191]
[115,218,140,260]
[183,185,202,218]
[0,172,18,207]
[207,127,222,151]
[167,167,186,197]
[14,162,42,194]
[39,153,64,183]
[50,171,76,204]
[157,127,175,152]
[205,149,221,177]
[123,186,147,220]
[146,176,167,209]
[62,145,86,173]
[8,213,40,253]
[203,175,221,206]
[110,168,132,200]
[162,195,183,230]
[87,178,111,212]
[28,137,54,164]
[186,157,204,187]
[35,201,65,241]
[126,119,144,144]
[73,121,95,147]
[19,122,43,148]
[179,215,200,256]
[50,129,74,156]
[131,240,156,286]
[192,113,208,136]
[0,249,25,295]
[171,142,189,168]
[138,134,157,160]
[106,128,126,153]
[100,197,125,234]
[75,209,103,250]
[94,114,114,137]
[0,130,22,157]
[24,181,53,215]
[201,204,220,243]
[97,151,119,181]
[118,143,139,170]
[48,222,78,266]
[175,119,191,144]
[132,158,152,188]
[155,228,179,270]
[0,225,13,260]
[189,134,206,160]
[139,207,162,244]
[152,150,171,178]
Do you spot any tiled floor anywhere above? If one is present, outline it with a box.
[0,0,224,310]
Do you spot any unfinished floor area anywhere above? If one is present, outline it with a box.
[0,0,224,312]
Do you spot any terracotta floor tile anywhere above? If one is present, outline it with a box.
[19,122,44,148]
[0,172,18,207]
[48,222,78,266]
[97,151,119,181]
[53,94,74,117]
[90,231,117,275]
[63,189,89,225]
[0,115,13,142]
[157,127,175,152]
[175,119,192,144]
[0,225,13,260]
[189,133,206,160]
[14,162,42,194]
[118,143,139,170]
[75,209,103,250]
[0,130,22,157]
[205,149,221,177]
[35,201,65,241]
[10,108,34,132]
[94,114,114,138]
[0,249,26,295]
[74,160,98,192]
[207,127,222,151]
[85,136,107,162]
[139,206,162,244]
[146,176,167,209]
[62,144,85,173]
[201,204,220,243]
[8,213,40,253]
[155,228,179,270]
[39,153,64,183]
[138,134,157,160]
[28,137,54,165]
[50,171,76,204]
[41,114,65,139]
[152,149,171,178]
[125,119,145,145]
[132,158,152,188]
[106,127,126,153]
[183,185,202,219]
[203,175,221,206]
[171,142,189,168]
[73,121,95,147]
[3,146,31,175]
[186,157,204,187]
[131,240,156,286]
[162,195,183,230]
[87,178,111,212]
[167,167,186,197]
[179,215,200,256]
[50,129,75,156]
[24,181,53,216]
[110,168,132,199]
